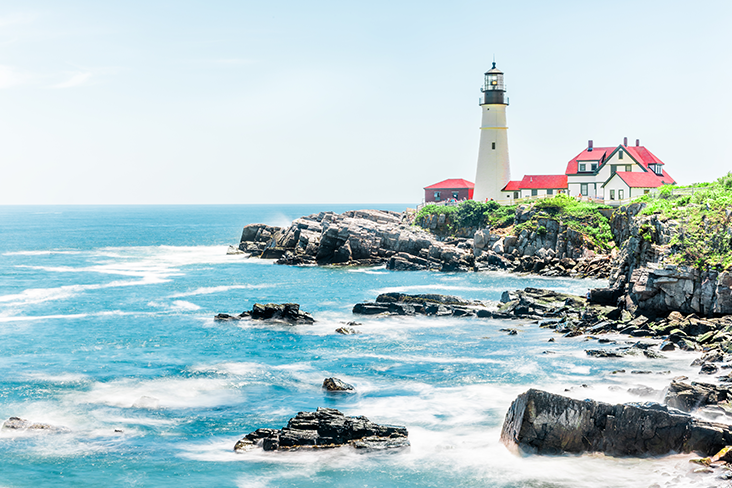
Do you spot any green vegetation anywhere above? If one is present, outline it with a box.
[631,172,732,269]
[415,194,614,250]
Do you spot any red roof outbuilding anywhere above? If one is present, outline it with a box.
[424,178,475,190]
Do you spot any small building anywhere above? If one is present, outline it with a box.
[501,175,567,201]
[424,178,474,203]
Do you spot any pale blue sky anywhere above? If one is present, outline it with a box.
[1,1,730,204]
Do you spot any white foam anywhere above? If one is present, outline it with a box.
[71,376,243,410]
[169,283,276,298]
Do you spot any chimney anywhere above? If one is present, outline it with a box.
[588,140,593,151]
[623,137,628,146]
[636,139,640,146]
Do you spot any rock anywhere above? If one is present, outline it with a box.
[352,293,488,317]
[322,378,355,392]
[335,327,361,335]
[132,396,160,409]
[215,303,315,324]
[586,349,625,358]
[1,417,68,433]
[234,407,409,452]
[500,388,732,457]
[665,381,732,412]
[701,363,720,375]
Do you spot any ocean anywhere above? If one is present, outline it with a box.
[0,205,712,487]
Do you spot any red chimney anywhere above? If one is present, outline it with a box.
[588,140,593,151]
[636,139,640,146]
[623,137,628,146]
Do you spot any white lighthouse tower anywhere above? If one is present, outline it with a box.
[473,63,511,202]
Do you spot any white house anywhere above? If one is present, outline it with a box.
[564,138,675,202]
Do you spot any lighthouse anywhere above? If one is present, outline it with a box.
[473,63,511,202]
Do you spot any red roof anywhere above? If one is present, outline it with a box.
[565,143,676,184]
[424,178,474,190]
[518,174,568,189]
[565,147,614,174]
[614,171,665,188]
[502,180,522,191]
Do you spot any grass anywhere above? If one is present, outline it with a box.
[631,172,732,270]
[416,194,614,250]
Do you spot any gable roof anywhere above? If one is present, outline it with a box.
[611,171,665,188]
[502,180,522,191]
[565,147,614,174]
[518,174,568,189]
[424,178,474,190]
[565,143,676,184]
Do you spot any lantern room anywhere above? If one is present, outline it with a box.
[481,62,507,105]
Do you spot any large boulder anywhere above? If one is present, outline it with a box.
[501,389,732,457]
[234,407,408,452]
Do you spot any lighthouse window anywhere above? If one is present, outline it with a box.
[492,142,496,150]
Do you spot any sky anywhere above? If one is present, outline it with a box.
[0,0,730,205]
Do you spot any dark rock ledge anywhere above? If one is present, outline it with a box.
[501,389,732,457]
[215,303,314,324]
[234,407,408,452]
[352,292,492,317]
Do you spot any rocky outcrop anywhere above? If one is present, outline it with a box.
[215,303,314,324]
[501,389,732,457]
[238,209,475,272]
[1,417,69,433]
[234,407,408,452]
[352,292,491,317]
[322,378,355,392]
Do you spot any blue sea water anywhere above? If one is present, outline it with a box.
[0,205,710,487]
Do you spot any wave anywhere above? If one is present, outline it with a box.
[169,283,277,298]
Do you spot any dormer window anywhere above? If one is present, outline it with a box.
[579,163,586,172]
[591,163,597,171]
[649,164,663,175]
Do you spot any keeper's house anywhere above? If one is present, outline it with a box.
[501,138,675,204]
[424,178,474,203]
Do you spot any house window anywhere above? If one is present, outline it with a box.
[625,165,632,172]
[434,191,441,201]
[644,189,650,194]
[514,192,519,199]
[610,190,615,200]
[452,191,459,199]
[619,189,624,200]
[547,189,553,195]
[531,189,538,197]
[619,151,624,159]
[579,163,586,172]
[611,166,617,176]
[591,163,597,171]
[492,142,496,150]
[581,183,588,196]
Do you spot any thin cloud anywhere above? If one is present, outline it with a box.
[52,72,93,89]
[0,65,30,88]
[0,12,38,27]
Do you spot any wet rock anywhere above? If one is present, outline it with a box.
[1,417,68,433]
[215,303,315,324]
[352,293,489,317]
[500,388,732,457]
[665,381,732,412]
[322,378,355,392]
[132,396,160,409]
[335,327,361,335]
[234,407,409,452]
[586,349,625,358]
